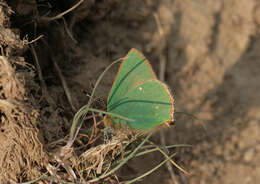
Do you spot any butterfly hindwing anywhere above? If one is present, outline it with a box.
[109,80,174,130]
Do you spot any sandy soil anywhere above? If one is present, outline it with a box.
[0,0,259,183]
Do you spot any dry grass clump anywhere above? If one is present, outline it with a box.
[0,57,25,99]
[0,99,48,182]
[45,111,133,183]
[76,132,129,178]
[0,57,49,182]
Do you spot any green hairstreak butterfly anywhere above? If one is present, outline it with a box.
[104,48,174,130]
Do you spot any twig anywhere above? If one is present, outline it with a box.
[178,170,188,184]
[50,127,81,183]
[154,13,167,81]
[128,144,192,158]
[30,45,56,106]
[26,35,44,44]
[160,131,179,183]
[75,166,88,184]
[68,57,126,145]
[126,153,177,184]
[154,12,180,184]
[61,17,78,44]
[40,39,78,112]
[53,60,77,112]
[39,0,85,22]
[17,172,49,184]
[157,147,190,175]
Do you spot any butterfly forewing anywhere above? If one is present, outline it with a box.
[107,48,174,130]
[107,49,156,110]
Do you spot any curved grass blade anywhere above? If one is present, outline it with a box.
[87,133,153,183]
[125,153,177,184]
[68,57,126,145]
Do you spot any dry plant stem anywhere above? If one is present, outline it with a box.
[154,13,167,82]
[145,139,189,175]
[39,0,85,22]
[47,115,97,147]
[62,17,78,44]
[178,170,188,184]
[75,166,88,184]
[68,57,125,147]
[157,147,190,175]
[160,130,179,184]
[30,45,55,106]
[68,105,133,148]
[154,12,179,184]
[41,38,78,112]
[87,112,97,143]
[26,35,44,44]
[138,143,192,151]
[19,172,49,184]
[125,153,177,184]
[103,132,142,165]
[50,128,80,183]
[87,133,153,183]
[53,60,77,112]
[131,144,192,158]
[49,163,61,184]
[175,111,207,131]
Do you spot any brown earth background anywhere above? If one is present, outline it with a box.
[0,0,259,183]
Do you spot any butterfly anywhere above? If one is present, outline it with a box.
[104,48,174,130]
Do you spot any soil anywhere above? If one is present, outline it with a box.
[0,0,259,183]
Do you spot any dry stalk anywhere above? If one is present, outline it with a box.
[154,12,180,184]
[77,135,129,178]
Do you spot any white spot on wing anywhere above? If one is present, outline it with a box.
[139,87,143,91]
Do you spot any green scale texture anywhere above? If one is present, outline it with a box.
[107,48,174,130]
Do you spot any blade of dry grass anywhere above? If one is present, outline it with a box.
[125,152,177,184]
[156,146,190,175]
[86,133,153,183]
[39,0,85,22]
[68,56,127,147]
[175,111,207,131]
[132,144,192,158]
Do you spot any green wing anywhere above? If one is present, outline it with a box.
[107,48,157,109]
[108,80,174,130]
